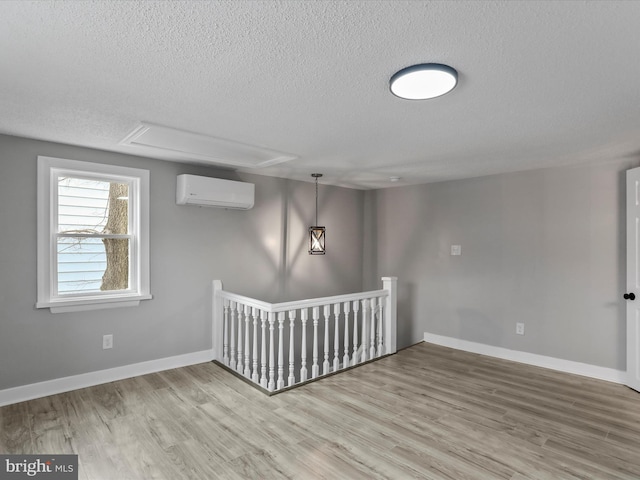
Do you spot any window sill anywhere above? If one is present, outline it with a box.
[36,294,153,313]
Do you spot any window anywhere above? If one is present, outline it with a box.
[37,156,151,313]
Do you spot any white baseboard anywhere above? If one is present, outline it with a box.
[423,332,626,385]
[0,349,214,407]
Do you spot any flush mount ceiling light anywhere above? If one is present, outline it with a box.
[389,63,458,100]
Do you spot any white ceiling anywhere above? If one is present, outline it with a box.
[1,1,640,189]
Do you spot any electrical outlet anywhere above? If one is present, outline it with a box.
[103,334,113,350]
[450,245,462,256]
[516,323,525,336]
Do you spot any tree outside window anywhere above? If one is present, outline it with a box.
[57,177,130,294]
[37,156,151,312]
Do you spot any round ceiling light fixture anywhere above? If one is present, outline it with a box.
[389,63,458,100]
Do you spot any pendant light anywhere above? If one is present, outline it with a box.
[309,173,325,255]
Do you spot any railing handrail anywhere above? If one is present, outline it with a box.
[217,288,388,313]
[212,277,397,393]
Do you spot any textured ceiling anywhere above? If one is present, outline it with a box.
[1,1,640,189]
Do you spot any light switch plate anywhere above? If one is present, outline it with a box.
[451,245,462,256]
[103,334,113,349]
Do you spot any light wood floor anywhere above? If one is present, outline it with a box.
[1,342,640,479]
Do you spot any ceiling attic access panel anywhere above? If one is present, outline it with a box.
[120,123,298,169]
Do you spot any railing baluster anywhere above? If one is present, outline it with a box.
[377,297,384,357]
[230,301,237,371]
[213,276,398,392]
[300,308,308,382]
[323,305,330,375]
[277,312,285,390]
[343,301,350,367]
[312,306,319,379]
[252,307,259,384]
[236,303,244,374]
[288,310,296,386]
[223,299,230,366]
[268,312,276,391]
[361,299,368,363]
[244,304,251,378]
[333,303,341,372]
[370,297,377,360]
[352,300,359,366]
[260,310,268,389]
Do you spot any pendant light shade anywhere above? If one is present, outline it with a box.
[309,226,325,255]
[390,63,458,100]
[309,173,325,255]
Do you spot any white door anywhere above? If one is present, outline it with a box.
[626,167,640,392]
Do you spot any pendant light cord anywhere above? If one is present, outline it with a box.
[311,173,322,226]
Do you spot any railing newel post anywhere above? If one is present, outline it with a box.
[212,280,224,363]
[382,277,397,355]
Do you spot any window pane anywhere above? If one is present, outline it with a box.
[58,177,129,234]
[57,237,129,294]
[101,237,129,291]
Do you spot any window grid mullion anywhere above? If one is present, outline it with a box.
[56,233,133,239]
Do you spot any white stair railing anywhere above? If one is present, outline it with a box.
[212,277,398,393]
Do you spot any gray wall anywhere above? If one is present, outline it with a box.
[1,129,632,390]
[0,134,365,390]
[372,159,634,370]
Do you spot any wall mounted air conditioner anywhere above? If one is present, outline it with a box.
[176,174,255,210]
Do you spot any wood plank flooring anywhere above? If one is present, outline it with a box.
[1,342,639,479]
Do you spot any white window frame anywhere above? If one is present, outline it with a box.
[37,156,151,313]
